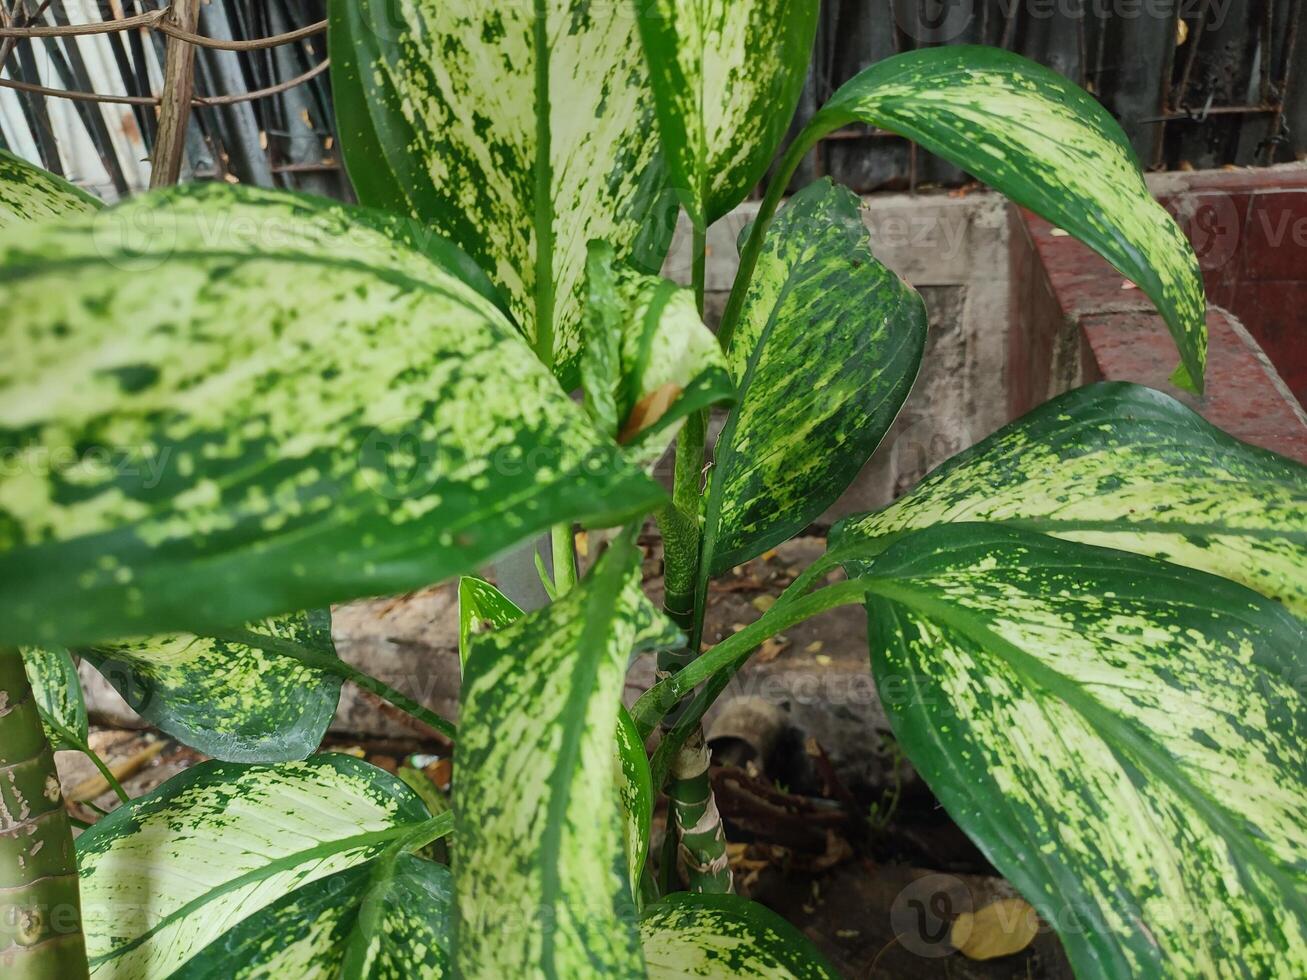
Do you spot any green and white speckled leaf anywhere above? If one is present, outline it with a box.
[457,576,524,671]
[172,852,454,980]
[0,148,101,230]
[703,179,926,577]
[615,695,654,894]
[634,0,818,228]
[846,523,1307,978]
[800,46,1206,391]
[583,241,733,460]
[77,754,445,980]
[22,645,87,749]
[0,183,664,647]
[833,383,1307,616]
[454,533,670,977]
[330,0,675,385]
[457,572,666,892]
[640,893,839,978]
[79,609,341,763]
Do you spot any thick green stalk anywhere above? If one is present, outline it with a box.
[645,578,880,791]
[668,730,733,894]
[549,524,578,597]
[655,220,734,894]
[0,648,88,980]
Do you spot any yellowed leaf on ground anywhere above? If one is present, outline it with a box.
[950,897,1039,960]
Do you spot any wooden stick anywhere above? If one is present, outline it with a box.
[149,0,200,188]
[0,58,329,107]
[0,11,326,51]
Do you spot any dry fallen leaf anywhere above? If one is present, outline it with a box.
[752,595,776,613]
[756,635,790,663]
[950,897,1040,961]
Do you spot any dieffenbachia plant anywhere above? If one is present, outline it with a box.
[0,3,1302,978]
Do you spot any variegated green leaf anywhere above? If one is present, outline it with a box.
[703,178,926,577]
[0,149,101,230]
[0,184,664,647]
[79,610,341,763]
[457,576,524,672]
[635,0,819,228]
[172,852,454,980]
[769,46,1205,391]
[456,572,667,893]
[77,754,446,980]
[640,893,839,978]
[457,570,665,896]
[454,534,670,977]
[330,0,675,385]
[616,695,654,896]
[846,522,1307,978]
[834,382,1307,616]
[583,240,733,460]
[21,644,87,749]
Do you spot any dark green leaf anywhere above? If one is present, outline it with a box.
[847,522,1307,977]
[797,46,1206,390]
[833,382,1307,616]
[80,609,341,763]
[703,178,927,576]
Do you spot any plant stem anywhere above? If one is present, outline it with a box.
[38,710,130,805]
[549,524,578,597]
[635,577,875,738]
[691,221,707,317]
[668,730,733,894]
[655,217,736,893]
[0,647,88,979]
[715,127,821,353]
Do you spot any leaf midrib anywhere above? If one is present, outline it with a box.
[88,812,452,969]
